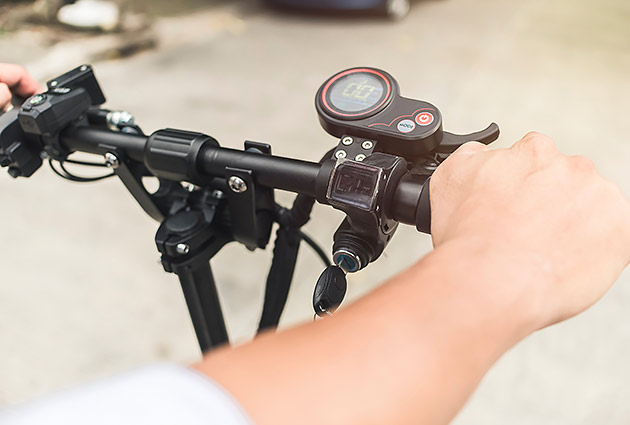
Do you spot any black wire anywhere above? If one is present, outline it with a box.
[59,161,115,182]
[299,230,331,267]
[60,161,114,182]
[48,159,115,182]
[49,159,74,180]
[63,158,109,167]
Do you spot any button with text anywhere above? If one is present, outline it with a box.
[397,119,415,133]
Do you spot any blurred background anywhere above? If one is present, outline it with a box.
[1,0,629,423]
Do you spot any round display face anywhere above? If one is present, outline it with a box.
[328,73,386,114]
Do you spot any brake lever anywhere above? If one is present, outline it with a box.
[436,123,500,154]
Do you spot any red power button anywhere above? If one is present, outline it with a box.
[415,112,434,126]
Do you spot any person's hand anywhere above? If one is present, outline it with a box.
[429,133,630,329]
[0,63,41,112]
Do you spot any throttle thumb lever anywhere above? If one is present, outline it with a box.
[437,123,500,154]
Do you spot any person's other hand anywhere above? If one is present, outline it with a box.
[0,63,41,112]
[429,133,630,329]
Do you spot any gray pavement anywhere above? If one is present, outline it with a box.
[1,0,630,423]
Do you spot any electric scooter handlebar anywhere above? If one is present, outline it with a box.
[0,65,496,346]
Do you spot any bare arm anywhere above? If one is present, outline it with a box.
[195,133,630,425]
[197,241,539,425]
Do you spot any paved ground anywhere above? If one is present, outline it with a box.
[1,0,629,423]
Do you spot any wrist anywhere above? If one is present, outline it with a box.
[414,236,551,341]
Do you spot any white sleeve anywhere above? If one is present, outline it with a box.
[0,363,254,425]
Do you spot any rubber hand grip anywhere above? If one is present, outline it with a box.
[415,177,431,234]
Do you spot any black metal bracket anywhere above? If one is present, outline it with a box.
[105,148,165,221]
[104,147,190,223]
[224,140,276,251]
[225,167,259,250]
[155,188,233,352]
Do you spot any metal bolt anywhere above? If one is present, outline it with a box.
[50,81,58,87]
[212,189,225,199]
[341,136,354,146]
[362,140,374,150]
[29,94,46,106]
[355,154,366,162]
[80,65,88,71]
[229,176,248,193]
[335,150,347,159]
[176,243,190,255]
[106,111,135,131]
[104,152,120,169]
[182,182,196,192]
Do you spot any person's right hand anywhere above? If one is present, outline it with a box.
[429,132,630,330]
[0,63,41,112]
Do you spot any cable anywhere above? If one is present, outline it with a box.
[48,159,115,182]
[63,158,109,167]
[300,230,331,267]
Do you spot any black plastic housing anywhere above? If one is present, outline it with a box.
[145,129,219,183]
[47,65,106,106]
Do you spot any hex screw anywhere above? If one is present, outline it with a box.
[355,154,366,161]
[335,150,347,159]
[229,176,247,193]
[176,243,190,255]
[104,152,120,169]
[362,140,374,150]
[341,136,354,146]
[212,189,225,199]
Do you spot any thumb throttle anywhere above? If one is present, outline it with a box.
[313,265,348,317]
[437,123,500,154]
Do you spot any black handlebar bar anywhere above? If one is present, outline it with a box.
[60,125,431,231]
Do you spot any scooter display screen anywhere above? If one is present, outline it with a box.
[320,68,392,119]
[328,74,385,113]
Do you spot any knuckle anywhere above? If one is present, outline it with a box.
[567,155,596,173]
[522,131,544,140]
[519,133,556,153]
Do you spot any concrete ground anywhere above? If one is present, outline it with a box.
[1,0,630,423]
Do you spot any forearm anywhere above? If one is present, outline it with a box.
[195,239,545,425]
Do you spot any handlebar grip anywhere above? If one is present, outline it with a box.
[415,177,431,234]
